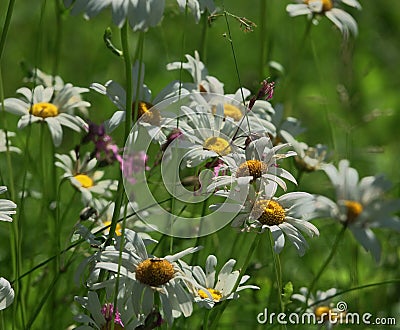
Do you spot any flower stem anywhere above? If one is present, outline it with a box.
[0,0,15,60]
[268,230,284,313]
[52,0,64,79]
[305,225,347,309]
[132,31,145,123]
[208,233,261,328]
[258,0,267,81]
[105,22,133,248]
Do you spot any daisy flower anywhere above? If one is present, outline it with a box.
[249,190,319,256]
[207,136,297,193]
[280,130,330,172]
[91,61,184,139]
[24,67,89,116]
[74,291,141,329]
[314,159,400,262]
[248,100,306,146]
[93,229,201,325]
[167,51,225,94]
[0,186,17,222]
[292,287,347,329]
[286,0,362,38]
[0,129,20,154]
[211,178,319,256]
[181,255,259,309]
[167,52,277,136]
[0,277,14,310]
[55,151,118,206]
[89,200,156,239]
[176,102,249,168]
[65,0,165,31]
[2,84,89,147]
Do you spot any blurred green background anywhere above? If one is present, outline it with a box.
[1,0,400,329]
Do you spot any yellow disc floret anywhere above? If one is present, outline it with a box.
[212,104,243,121]
[198,288,223,302]
[314,306,331,321]
[30,102,59,118]
[203,137,231,156]
[135,258,175,287]
[253,199,286,225]
[344,200,363,223]
[103,221,122,236]
[133,101,161,126]
[236,160,267,180]
[74,174,94,188]
[305,0,333,12]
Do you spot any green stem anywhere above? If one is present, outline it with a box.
[52,0,63,79]
[268,231,284,313]
[203,308,211,330]
[308,279,400,309]
[208,233,261,328]
[305,225,347,309]
[132,32,144,124]
[105,22,133,248]
[199,12,208,61]
[258,0,267,81]
[189,199,209,265]
[0,0,15,60]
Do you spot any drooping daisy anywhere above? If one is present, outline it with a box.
[0,186,17,222]
[0,277,14,310]
[65,0,165,31]
[0,129,20,154]
[314,159,400,262]
[286,0,362,38]
[74,291,141,329]
[280,130,330,172]
[55,151,118,206]
[181,255,259,309]
[292,287,347,329]
[2,84,89,147]
[93,229,201,325]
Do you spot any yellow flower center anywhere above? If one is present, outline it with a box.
[314,306,346,322]
[29,102,59,118]
[314,306,331,321]
[305,0,333,12]
[212,104,243,121]
[103,221,122,236]
[253,200,286,225]
[133,101,161,126]
[198,288,223,302]
[203,137,232,156]
[135,258,175,287]
[74,174,94,188]
[236,160,267,180]
[344,200,363,223]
